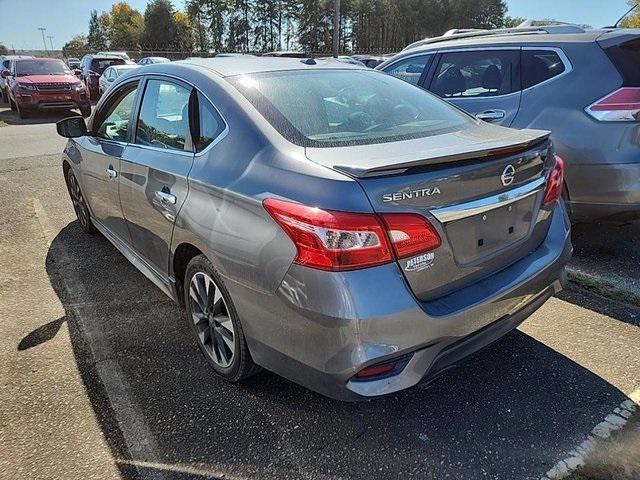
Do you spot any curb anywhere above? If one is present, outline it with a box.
[566,267,640,307]
[541,391,640,480]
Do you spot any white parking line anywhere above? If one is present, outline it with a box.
[33,197,168,480]
[541,389,639,480]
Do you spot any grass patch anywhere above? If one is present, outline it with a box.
[567,269,640,307]
[567,412,640,480]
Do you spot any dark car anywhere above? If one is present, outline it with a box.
[79,54,126,101]
[4,57,90,118]
[55,57,570,400]
[379,25,640,222]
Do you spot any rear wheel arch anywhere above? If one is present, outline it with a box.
[172,242,204,307]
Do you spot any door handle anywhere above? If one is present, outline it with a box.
[106,167,118,179]
[476,109,506,121]
[154,188,176,205]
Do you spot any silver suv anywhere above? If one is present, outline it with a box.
[56,58,571,400]
[378,25,640,222]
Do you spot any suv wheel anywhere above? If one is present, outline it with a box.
[66,169,97,234]
[16,102,31,119]
[184,255,261,382]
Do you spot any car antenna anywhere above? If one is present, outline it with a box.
[605,2,638,28]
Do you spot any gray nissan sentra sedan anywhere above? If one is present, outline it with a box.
[55,57,572,400]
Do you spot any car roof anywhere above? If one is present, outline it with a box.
[398,28,629,54]
[15,57,61,62]
[176,56,368,77]
[112,64,138,69]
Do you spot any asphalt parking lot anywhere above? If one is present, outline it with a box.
[1,106,639,480]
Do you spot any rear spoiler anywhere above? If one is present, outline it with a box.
[332,132,551,178]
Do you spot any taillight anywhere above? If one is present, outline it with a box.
[543,155,565,205]
[263,199,441,271]
[585,87,640,122]
[263,198,393,271]
[381,213,441,258]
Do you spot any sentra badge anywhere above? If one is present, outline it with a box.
[382,187,441,203]
[405,252,435,272]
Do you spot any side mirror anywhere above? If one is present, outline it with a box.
[56,116,87,138]
[73,68,81,76]
[0,70,9,79]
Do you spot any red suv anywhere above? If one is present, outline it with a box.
[3,58,91,118]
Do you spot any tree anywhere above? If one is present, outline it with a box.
[173,12,194,50]
[108,2,144,49]
[503,16,525,28]
[142,0,176,49]
[87,9,109,50]
[619,0,640,27]
[63,35,89,57]
[0,44,8,55]
[187,0,210,52]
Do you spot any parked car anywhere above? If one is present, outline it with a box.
[66,57,81,69]
[0,55,34,103]
[4,57,90,118]
[55,57,570,400]
[378,25,640,222]
[138,56,171,65]
[352,54,390,68]
[96,51,134,63]
[99,64,139,96]
[79,54,126,100]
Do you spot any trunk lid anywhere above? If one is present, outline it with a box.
[306,124,554,301]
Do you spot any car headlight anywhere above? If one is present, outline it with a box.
[18,84,37,92]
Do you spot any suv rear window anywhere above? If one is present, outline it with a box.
[522,50,566,89]
[91,58,125,74]
[230,70,473,148]
[604,38,640,86]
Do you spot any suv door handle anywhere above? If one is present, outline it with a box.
[154,188,176,205]
[476,109,506,121]
[106,167,118,179]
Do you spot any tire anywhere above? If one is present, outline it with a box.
[65,168,98,234]
[17,103,31,119]
[184,254,261,382]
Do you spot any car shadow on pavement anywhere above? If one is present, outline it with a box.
[41,220,631,480]
[0,106,83,126]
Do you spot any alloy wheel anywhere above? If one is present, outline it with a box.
[68,173,89,228]
[189,272,236,368]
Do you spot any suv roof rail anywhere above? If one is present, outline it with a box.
[403,22,586,50]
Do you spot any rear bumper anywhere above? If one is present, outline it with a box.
[565,162,640,222]
[229,202,572,401]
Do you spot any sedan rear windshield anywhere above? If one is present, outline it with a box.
[16,60,71,76]
[91,58,125,74]
[229,69,473,147]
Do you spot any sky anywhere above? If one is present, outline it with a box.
[0,0,632,50]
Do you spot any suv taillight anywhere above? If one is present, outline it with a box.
[263,199,441,271]
[585,87,640,122]
[543,155,565,205]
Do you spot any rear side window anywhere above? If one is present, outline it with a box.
[522,50,566,89]
[431,50,518,98]
[604,38,640,86]
[383,55,431,85]
[196,93,226,152]
[135,79,192,152]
